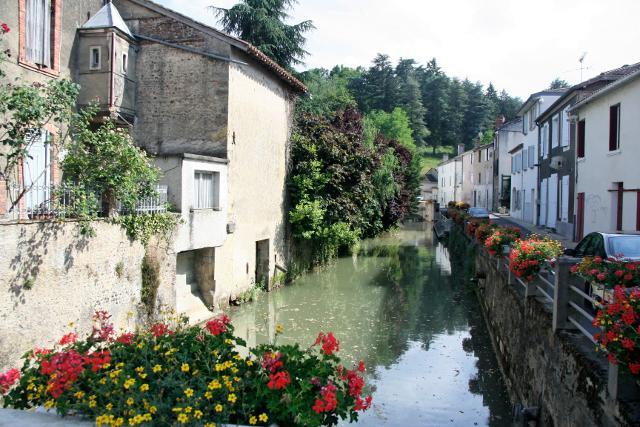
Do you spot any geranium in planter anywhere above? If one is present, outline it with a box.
[593,286,640,374]
[484,227,521,256]
[571,257,640,306]
[473,221,495,244]
[0,312,371,426]
[508,236,563,282]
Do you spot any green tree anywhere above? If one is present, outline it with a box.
[395,59,430,146]
[211,0,314,68]
[364,108,415,150]
[461,79,488,148]
[549,78,570,89]
[297,66,361,118]
[417,58,450,153]
[350,54,398,113]
[443,78,468,147]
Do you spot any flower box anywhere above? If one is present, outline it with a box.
[590,282,615,308]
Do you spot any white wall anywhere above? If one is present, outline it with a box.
[575,77,640,234]
[437,158,461,205]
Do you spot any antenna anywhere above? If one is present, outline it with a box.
[579,52,587,81]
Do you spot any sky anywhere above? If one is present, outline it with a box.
[157,0,640,99]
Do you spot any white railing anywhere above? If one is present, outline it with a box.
[119,185,168,214]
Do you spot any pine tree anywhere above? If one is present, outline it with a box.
[351,54,399,113]
[395,59,429,146]
[211,0,314,69]
[418,58,450,153]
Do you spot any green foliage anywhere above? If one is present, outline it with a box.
[211,0,314,68]
[549,78,570,89]
[2,314,370,426]
[63,118,159,213]
[112,213,181,245]
[297,66,361,118]
[114,262,125,279]
[140,254,160,316]
[364,108,415,151]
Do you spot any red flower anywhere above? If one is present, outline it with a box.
[608,353,618,365]
[205,314,231,336]
[116,332,135,345]
[315,332,340,355]
[59,332,77,346]
[627,263,637,271]
[622,338,635,350]
[596,273,606,282]
[357,360,366,372]
[594,256,603,264]
[1,23,9,34]
[570,265,578,273]
[615,270,624,278]
[150,323,173,337]
[312,398,325,414]
[354,395,373,411]
[267,370,291,390]
[261,352,283,373]
[0,369,20,394]
[624,274,633,282]
[630,363,640,375]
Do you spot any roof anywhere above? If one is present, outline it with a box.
[570,67,640,113]
[538,61,640,122]
[508,143,523,154]
[497,117,523,133]
[82,2,133,38]
[122,0,307,93]
[424,168,438,182]
[516,89,567,116]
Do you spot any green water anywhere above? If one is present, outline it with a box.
[227,224,512,426]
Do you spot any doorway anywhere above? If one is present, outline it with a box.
[256,239,270,289]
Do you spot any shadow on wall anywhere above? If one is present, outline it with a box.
[7,221,90,308]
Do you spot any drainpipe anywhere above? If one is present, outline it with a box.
[109,31,116,111]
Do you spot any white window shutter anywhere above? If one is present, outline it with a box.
[562,106,570,147]
[561,175,569,222]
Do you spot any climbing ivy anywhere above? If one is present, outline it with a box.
[112,213,181,245]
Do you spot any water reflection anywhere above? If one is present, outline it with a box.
[228,224,512,426]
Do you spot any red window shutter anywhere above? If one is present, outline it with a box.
[577,120,585,158]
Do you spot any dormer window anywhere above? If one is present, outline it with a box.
[90,46,101,70]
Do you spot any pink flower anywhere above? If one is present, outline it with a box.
[1,23,9,34]
[59,332,78,346]
[0,369,20,394]
[205,314,231,336]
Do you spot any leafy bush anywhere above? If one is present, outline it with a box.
[508,236,563,282]
[593,286,640,374]
[0,313,371,426]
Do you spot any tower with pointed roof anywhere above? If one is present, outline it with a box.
[76,1,137,122]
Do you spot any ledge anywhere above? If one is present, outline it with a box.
[182,153,229,164]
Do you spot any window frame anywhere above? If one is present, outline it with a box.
[18,0,61,77]
[609,103,621,151]
[192,170,221,210]
[89,46,101,71]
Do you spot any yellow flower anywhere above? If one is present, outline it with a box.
[44,400,55,409]
[116,363,124,369]
[126,397,134,406]
[246,360,254,367]
[259,413,268,423]
[153,345,160,351]
[185,406,192,413]
[234,376,241,382]
[139,384,149,392]
[149,406,157,414]
[152,364,162,373]
[89,400,97,408]
[136,342,144,349]
[208,379,222,390]
[215,404,223,413]
[106,403,113,411]
[204,391,212,399]
[224,339,233,345]
[249,416,257,425]
[181,363,190,372]
[194,410,203,419]
[177,413,189,424]
[135,367,144,373]
[27,383,35,391]
[228,393,237,403]
[124,378,136,389]
[275,323,284,334]
[99,378,107,385]
[233,354,242,360]
[139,373,147,379]
[172,407,183,413]
[184,388,194,398]
[204,423,216,427]
[74,391,85,399]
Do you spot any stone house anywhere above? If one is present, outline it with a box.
[0,0,305,325]
[469,143,493,209]
[536,62,640,241]
[570,66,640,238]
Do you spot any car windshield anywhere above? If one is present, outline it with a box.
[469,208,489,216]
[608,236,640,259]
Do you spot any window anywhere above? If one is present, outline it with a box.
[551,114,559,148]
[25,0,52,67]
[90,46,101,70]
[122,53,128,73]
[529,105,537,131]
[523,114,529,135]
[609,104,620,151]
[478,173,481,185]
[577,120,586,158]
[193,171,220,209]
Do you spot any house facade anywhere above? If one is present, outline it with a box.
[493,118,523,211]
[469,143,493,209]
[570,68,640,238]
[0,0,304,323]
[420,168,438,201]
[437,154,462,206]
[510,90,564,225]
[537,62,640,241]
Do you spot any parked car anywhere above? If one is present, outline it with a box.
[468,207,490,220]
[564,232,640,261]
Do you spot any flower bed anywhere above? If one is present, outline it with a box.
[593,286,640,374]
[571,257,640,305]
[484,227,521,256]
[473,221,495,243]
[508,236,563,282]
[0,312,371,426]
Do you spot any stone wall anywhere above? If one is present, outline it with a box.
[453,229,640,426]
[0,220,176,371]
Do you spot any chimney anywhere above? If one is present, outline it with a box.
[495,115,506,130]
[457,143,465,156]
[442,154,449,162]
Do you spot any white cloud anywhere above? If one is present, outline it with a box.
[156,0,640,99]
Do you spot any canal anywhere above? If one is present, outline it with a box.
[227,225,513,426]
